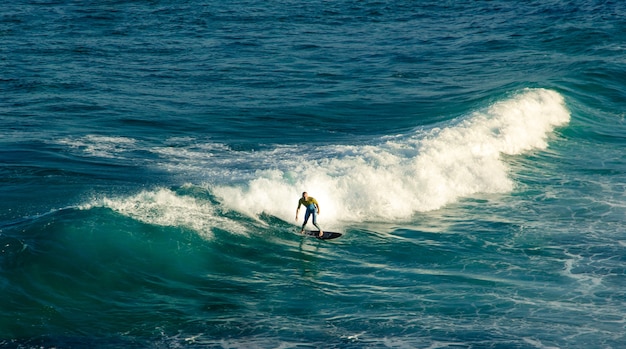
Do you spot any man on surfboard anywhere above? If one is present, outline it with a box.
[296,192,323,237]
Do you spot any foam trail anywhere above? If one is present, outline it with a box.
[214,88,570,224]
[57,135,137,159]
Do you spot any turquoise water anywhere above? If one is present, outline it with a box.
[1,1,626,348]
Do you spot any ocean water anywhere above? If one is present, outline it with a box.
[1,0,625,348]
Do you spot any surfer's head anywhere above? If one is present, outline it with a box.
[302,192,308,199]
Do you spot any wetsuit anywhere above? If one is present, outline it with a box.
[298,196,321,231]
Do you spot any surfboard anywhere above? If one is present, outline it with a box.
[302,230,342,240]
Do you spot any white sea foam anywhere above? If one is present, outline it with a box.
[57,135,137,159]
[81,188,248,239]
[522,338,561,349]
[68,89,570,230]
[214,88,570,224]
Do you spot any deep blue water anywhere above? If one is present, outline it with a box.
[1,1,626,348]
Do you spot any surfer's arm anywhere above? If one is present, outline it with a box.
[295,201,301,220]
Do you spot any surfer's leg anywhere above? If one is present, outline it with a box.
[313,223,323,236]
[311,210,323,236]
[301,209,311,233]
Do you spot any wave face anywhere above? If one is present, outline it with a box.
[1,0,625,348]
[76,89,570,230]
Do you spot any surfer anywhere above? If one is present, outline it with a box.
[296,192,323,237]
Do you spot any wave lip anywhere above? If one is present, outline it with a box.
[215,88,571,223]
[410,88,570,211]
